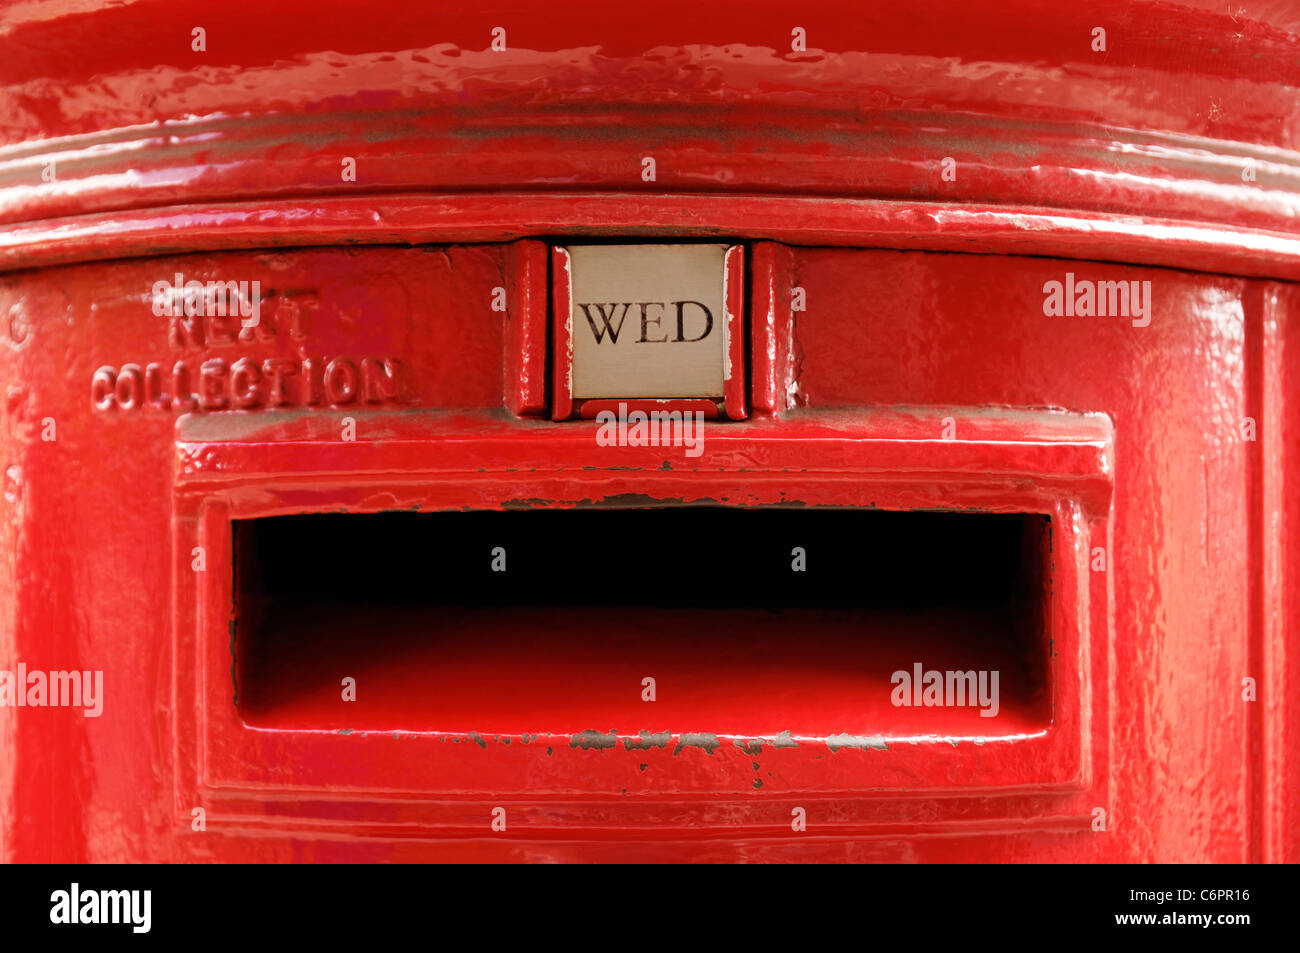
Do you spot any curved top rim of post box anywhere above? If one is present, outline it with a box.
[0,0,1298,277]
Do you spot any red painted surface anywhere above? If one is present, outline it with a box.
[723,244,747,421]
[551,245,573,420]
[0,1,1296,862]
[504,239,548,417]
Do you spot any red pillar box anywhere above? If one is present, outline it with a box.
[0,1,1296,864]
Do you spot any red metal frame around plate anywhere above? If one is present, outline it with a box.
[551,243,746,420]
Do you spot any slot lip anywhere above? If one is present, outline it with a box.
[172,407,1110,836]
[174,406,1114,517]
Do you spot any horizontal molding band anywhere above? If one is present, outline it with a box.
[2,191,1299,279]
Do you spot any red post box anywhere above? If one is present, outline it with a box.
[0,0,1296,864]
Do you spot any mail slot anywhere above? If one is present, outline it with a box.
[0,1,1295,867]
[232,508,1051,732]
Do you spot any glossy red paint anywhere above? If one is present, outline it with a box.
[504,239,548,417]
[550,245,573,420]
[0,1,1296,862]
[723,243,746,420]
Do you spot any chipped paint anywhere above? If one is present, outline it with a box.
[501,497,554,510]
[561,248,573,396]
[625,730,671,750]
[826,733,889,752]
[570,729,617,750]
[722,246,733,381]
[673,732,720,755]
[734,730,799,754]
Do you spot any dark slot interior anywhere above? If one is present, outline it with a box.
[233,508,1053,735]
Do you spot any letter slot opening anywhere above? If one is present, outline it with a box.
[232,509,1054,737]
